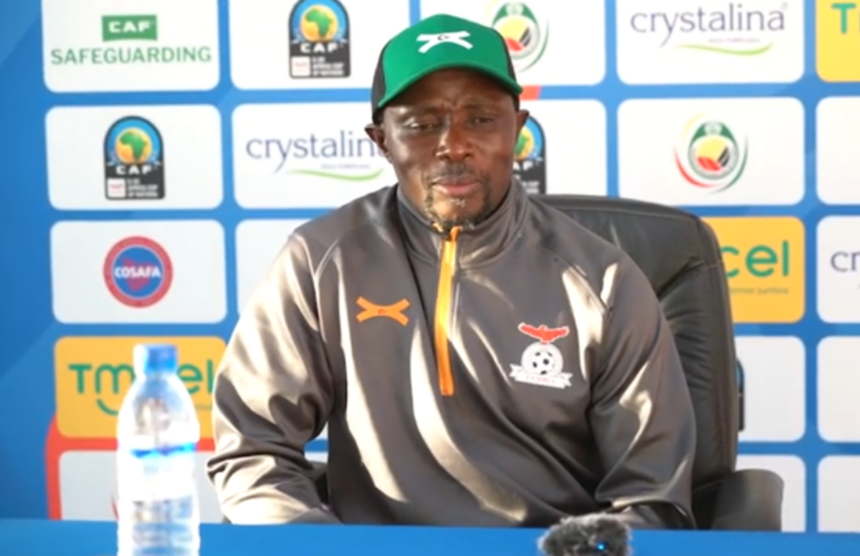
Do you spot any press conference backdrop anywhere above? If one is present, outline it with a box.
[0,0,859,533]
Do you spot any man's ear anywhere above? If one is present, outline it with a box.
[515,109,529,135]
[364,123,390,161]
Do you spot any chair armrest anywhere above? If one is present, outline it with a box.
[708,469,784,531]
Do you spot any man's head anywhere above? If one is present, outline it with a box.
[365,14,529,232]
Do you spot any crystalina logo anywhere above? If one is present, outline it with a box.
[674,114,748,192]
[244,130,386,181]
[487,1,549,72]
[49,14,213,67]
[631,1,789,56]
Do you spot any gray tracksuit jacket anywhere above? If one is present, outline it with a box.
[207,181,697,529]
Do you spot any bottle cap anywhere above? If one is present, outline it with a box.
[133,343,178,375]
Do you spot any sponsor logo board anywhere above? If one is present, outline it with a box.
[229,0,409,89]
[735,336,805,442]
[618,98,805,206]
[617,0,804,84]
[816,97,860,204]
[235,219,309,313]
[517,100,607,196]
[54,336,225,440]
[418,0,605,85]
[42,0,220,92]
[232,102,396,208]
[704,217,804,323]
[46,105,223,210]
[50,220,227,323]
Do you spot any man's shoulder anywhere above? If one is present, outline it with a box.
[524,195,656,313]
[288,186,397,265]
[526,196,632,271]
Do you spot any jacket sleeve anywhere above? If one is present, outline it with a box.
[588,257,697,530]
[207,233,339,525]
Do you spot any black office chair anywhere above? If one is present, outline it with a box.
[304,194,784,531]
[533,194,783,531]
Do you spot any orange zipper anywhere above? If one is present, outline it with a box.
[433,226,460,396]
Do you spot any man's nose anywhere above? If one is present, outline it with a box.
[435,121,473,162]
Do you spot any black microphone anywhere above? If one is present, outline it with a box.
[538,514,632,556]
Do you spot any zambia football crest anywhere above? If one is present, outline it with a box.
[509,323,571,389]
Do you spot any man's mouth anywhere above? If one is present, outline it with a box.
[435,181,479,198]
[432,175,480,198]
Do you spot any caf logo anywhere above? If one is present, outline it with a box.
[104,116,165,200]
[289,0,351,78]
[514,116,546,194]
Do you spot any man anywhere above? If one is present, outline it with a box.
[208,13,696,530]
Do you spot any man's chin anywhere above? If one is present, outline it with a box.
[430,205,486,232]
[424,188,493,232]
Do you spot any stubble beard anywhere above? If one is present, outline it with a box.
[423,186,494,234]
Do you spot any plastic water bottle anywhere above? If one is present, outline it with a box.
[116,343,201,556]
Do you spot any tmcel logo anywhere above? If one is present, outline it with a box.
[817,0,860,81]
[54,336,225,439]
[705,217,805,323]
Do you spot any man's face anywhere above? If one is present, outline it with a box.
[366,68,528,231]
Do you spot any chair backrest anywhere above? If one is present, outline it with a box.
[534,194,738,489]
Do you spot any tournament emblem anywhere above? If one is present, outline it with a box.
[288,0,351,78]
[488,1,549,73]
[104,116,165,200]
[509,323,572,389]
[674,114,748,193]
[514,116,546,194]
[103,236,173,308]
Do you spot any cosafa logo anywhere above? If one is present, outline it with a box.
[487,1,549,72]
[53,336,225,440]
[675,114,748,192]
[704,217,804,323]
[817,0,860,81]
[514,116,546,194]
[103,236,172,308]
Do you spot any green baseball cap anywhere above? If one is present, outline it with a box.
[370,13,523,122]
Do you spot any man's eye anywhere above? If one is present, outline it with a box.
[472,116,496,125]
[407,121,438,131]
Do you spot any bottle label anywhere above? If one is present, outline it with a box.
[117,445,197,502]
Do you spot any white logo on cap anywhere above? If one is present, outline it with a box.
[416,31,472,53]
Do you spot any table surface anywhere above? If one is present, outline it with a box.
[1,519,860,556]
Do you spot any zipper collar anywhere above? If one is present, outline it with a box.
[396,179,527,267]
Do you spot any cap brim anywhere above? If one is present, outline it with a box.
[374,59,523,116]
